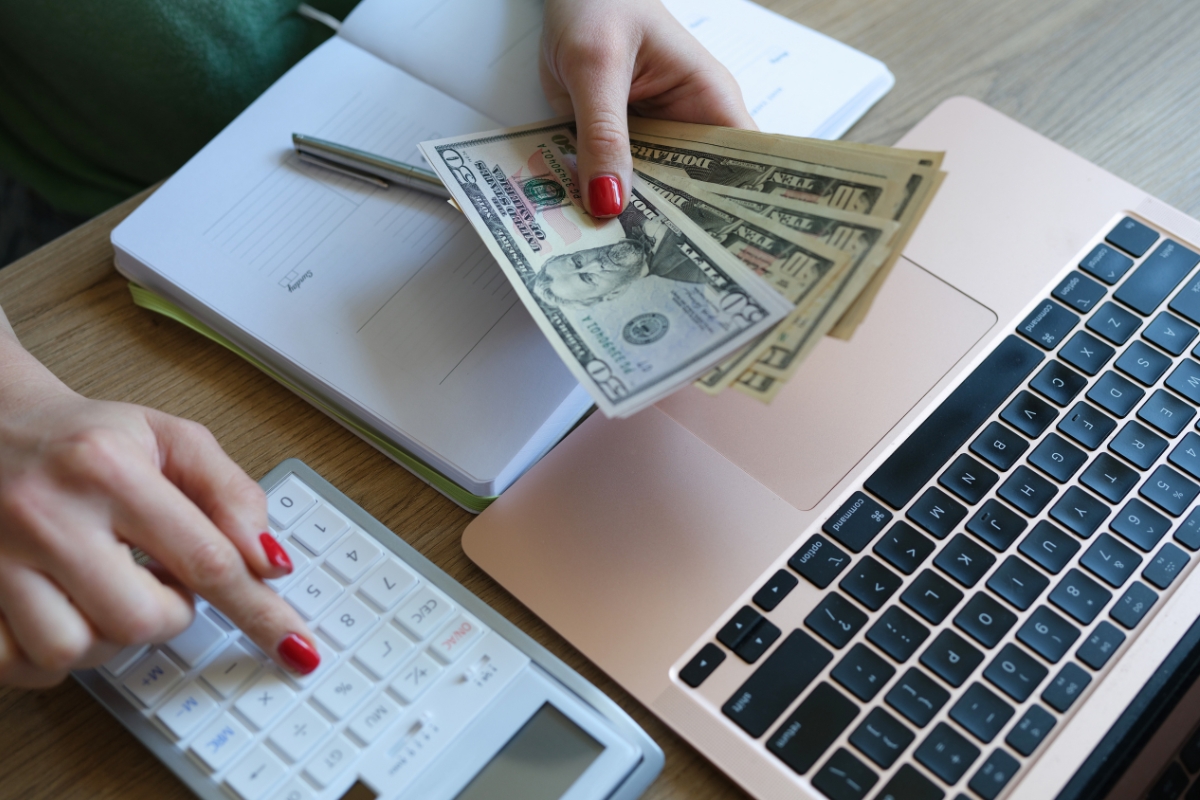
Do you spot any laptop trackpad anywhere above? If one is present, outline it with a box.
[656,257,997,511]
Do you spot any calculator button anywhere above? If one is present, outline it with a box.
[304,733,359,789]
[319,595,379,650]
[348,692,403,745]
[359,559,418,610]
[103,644,149,677]
[430,615,486,663]
[269,779,316,800]
[123,648,184,707]
[155,681,218,738]
[191,713,253,770]
[286,636,336,688]
[323,529,381,583]
[235,671,296,730]
[390,652,443,704]
[395,585,455,640]
[355,624,415,680]
[312,662,374,719]
[165,609,227,668]
[202,642,262,699]
[269,703,330,762]
[285,567,343,620]
[225,744,287,800]
[267,477,317,530]
[291,504,349,555]
[266,538,310,592]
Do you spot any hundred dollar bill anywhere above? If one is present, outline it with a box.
[418,121,792,418]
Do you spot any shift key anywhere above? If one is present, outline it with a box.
[723,630,833,738]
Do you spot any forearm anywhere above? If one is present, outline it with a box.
[0,303,72,410]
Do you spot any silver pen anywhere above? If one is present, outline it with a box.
[291,133,452,200]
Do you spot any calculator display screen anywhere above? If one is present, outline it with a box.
[453,703,605,799]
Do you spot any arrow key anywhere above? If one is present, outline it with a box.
[735,619,782,664]
[680,643,726,688]
[753,569,798,612]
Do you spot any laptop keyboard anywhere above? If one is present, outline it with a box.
[679,215,1200,800]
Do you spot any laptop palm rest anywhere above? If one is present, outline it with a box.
[463,255,994,701]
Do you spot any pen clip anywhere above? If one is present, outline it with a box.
[295,151,389,189]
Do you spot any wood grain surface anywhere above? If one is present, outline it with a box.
[2,1,1199,798]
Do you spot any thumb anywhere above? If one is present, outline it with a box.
[565,51,637,219]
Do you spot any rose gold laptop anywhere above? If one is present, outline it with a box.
[462,97,1200,800]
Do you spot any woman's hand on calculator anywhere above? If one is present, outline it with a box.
[0,325,320,687]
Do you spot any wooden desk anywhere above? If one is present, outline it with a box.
[2,1,1199,797]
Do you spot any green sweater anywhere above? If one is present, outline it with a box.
[0,0,360,216]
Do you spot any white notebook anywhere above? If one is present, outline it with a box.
[111,0,893,508]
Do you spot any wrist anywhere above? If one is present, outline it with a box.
[0,329,75,411]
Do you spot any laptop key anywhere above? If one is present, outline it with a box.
[865,336,1043,509]
[1166,360,1200,404]
[873,764,944,800]
[1058,401,1118,450]
[1053,271,1107,314]
[1145,311,1199,355]
[914,722,980,784]
[967,499,1028,550]
[950,683,1014,744]
[736,619,781,664]
[1029,432,1088,482]
[987,556,1050,610]
[1106,216,1159,257]
[1080,453,1139,503]
[832,644,896,702]
[807,593,868,649]
[1006,705,1056,756]
[849,707,915,769]
[1141,465,1200,516]
[1017,520,1080,574]
[1112,498,1171,551]
[874,521,936,575]
[1060,331,1115,376]
[919,629,983,688]
[765,682,858,775]
[1076,620,1126,670]
[810,748,877,800]
[1116,341,1172,386]
[1172,261,1200,325]
[840,556,903,611]
[1143,542,1190,589]
[1110,581,1158,629]
[984,643,1049,702]
[934,534,996,587]
[955,593,1018,648]
[1139,389,1197,437]
[1032,373,1090,427]
[886,668,950,728]
[970,421,1030,470]
[1170,432,1200,482]
[1116,239,1200,315]
[867,607,930,662]
[1088,301,1142,345]
[901,570,963,624]
[1176,507,1200,550]
[1042,662,1092,712]
[823,491,893,552]
[680,643,725,688]
[1049,568,1111,624]
[722,629,833,737]
[907,487,967,539]
[1080,533,1141,587]
[1086,371,1144,418]
[753,569,798,612]
[717,605,762,650]
[1080,243,1135,285]
[790,534,851,589]
[1018,299,1079,350]
[1016,606,1080,662]
[1000,391,1058,437]
[1110,421,1168,470]
[997,466,1058,516]
[1049,486,1111,538]
[968,749,1021,800]
[938,453,998,505]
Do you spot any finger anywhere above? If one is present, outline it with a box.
[558,36,638,218]
[0,557,95,674]
[148,413,290,580]
[0,611,68,689]
[115,461,320,675]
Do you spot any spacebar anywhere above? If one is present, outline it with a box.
[864,335,1043,509]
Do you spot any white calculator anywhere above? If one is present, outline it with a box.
[74,459,663,800]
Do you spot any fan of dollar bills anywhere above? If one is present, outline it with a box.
[420,119,944,417]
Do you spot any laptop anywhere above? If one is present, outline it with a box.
[461,96,1200,800]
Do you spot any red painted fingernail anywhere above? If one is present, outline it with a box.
[278,633,320,674]
[588,175,623,218]
[260,533,293,574]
